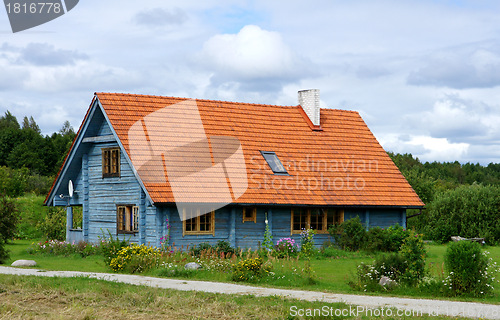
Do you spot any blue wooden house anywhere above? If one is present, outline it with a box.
[45,90,424,248]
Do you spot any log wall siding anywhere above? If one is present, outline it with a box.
[85,119,142,244]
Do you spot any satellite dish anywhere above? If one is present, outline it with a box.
[68,180,74,198]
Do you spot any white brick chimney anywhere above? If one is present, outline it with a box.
[298,89,320,126]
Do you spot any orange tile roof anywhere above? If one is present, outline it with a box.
[96,92,424,207]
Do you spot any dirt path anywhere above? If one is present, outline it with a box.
[0,266,498,319]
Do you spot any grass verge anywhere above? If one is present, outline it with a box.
[0,275,477,320]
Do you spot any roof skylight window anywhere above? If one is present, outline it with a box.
[260,151,288,175]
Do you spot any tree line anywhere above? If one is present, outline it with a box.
[0,111,76,196]
[388,152,500,244]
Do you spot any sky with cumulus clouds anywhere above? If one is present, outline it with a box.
[0,0,499,164]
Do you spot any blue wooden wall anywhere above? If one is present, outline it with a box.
[158,206,406,250]
[162,206,233,250]
[85,117,142,243]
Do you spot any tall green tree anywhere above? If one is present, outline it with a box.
[0,111,20,130]
[21,116,41,134]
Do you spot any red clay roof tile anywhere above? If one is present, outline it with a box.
[96,92,423,207]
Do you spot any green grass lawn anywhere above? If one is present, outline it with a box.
[3,240,499,305]
[4,240,108,273]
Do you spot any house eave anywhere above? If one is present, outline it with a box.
[152,202,424,210]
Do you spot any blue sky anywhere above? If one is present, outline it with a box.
[0,0,499,164]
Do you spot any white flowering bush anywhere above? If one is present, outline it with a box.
[349,253,407,291]
[444,241,499,296]
[352,263,381,291]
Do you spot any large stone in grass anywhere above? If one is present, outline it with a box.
[184,262,201,270]
[11,260,37,267]
[379,276,397,289]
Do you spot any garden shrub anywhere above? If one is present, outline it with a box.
[109,243,161,273]
[272,238,298,258]
[327,224,341,246]
[350,230,427,291]
[350,253,408,291]
[399,230,426,285]
[329,216,366,251]
[39,206,65,241]
[351,263,380,291]
[232,257,271,282]
[99,232,130,266]
[364,224,409,252]
[373,253,408,282]
[32,240,70,255]
[364,227,387,252]
[189,242,214,257]
[187,241,237,258]
[385,224,410,252]
[444,241,499,296]
[214,240,236,257]
[73,240,96,257]
[0,195,18,263]
[299,228,317,283]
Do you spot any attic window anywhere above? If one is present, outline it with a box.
[102,147,120,178]
[260,151,288,175]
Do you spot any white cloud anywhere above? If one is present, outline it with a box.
[200,25,313,88]
[380,134,469,162]
[415,97,488,140]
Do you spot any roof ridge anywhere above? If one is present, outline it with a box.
[96,92,295,109]
[95,92,358,113]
